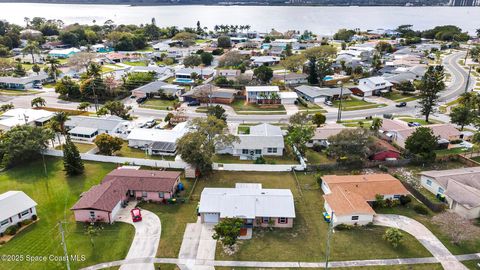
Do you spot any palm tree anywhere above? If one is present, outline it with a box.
[22,40,40,64]
[245,25,251,32]
[24,17,30,28]
[371,118,383,131]
[31,97,46,108]
[270,92,280,105]
[214,25,219,33]
[477,28,480,38]
[51,112,70,149]
[45,56,60,82]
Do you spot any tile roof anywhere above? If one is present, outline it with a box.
[324,187,375,216]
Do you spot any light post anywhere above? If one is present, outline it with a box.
[465,65,472,93]
[336,81,344,123]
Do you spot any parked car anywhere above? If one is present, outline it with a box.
[324,100,333,106]
[459,141,474,149]
[408,122,421,127]
[136,97,147,104]
[33,83,43,89]
[145,119,156,128]
[130,208,142,222]
[396,102,407,107]
[187,100,200,106]
[130,95,136,99]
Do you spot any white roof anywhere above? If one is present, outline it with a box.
[49,48,80,55]
[127,122,188,143]
[0,109,54,129]
[0,191,37,221]
[199,184,295,219]
[245,86,280,92]
[251,56,280,63]
[279,92,298,99]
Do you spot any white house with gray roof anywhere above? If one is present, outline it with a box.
[198,183,295,228]
[65,115,130,141]
[420,167,480,219]
[0,191,37,234]
[217,123,284,159]
[131,80,184,98]
[0,74,48,90]
[295,85,352,103]
[0,108,54,131]
[353,76,393,97]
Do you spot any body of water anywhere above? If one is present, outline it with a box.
[1,3,479,34]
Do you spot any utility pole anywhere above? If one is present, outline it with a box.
[465,65,472,93]
[337,83,343,123]
[59,221,71,270]
[92,78,98,112]
[325,211,334,270]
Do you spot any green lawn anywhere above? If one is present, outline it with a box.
[434,147,468,157]
[397,118,442,126]
[140,99,177,110]
[0,89,41,96]
[333,99,386,111]
[304,149,336,164]
[55,142,96,153]
[339,119,374,128]
[463,260,480,269]
[0,158,134,270]
[216,265,443,270]
[230,100,286,115]
[124,61,148,66]
[238,126,250,134]
[212,153,298,165]
[114,142,176,161]
[101,66,114,73]
[212,172,431,262]
[383,92,419,102]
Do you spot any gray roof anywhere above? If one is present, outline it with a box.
[249,123,282,136]
[0,74,48,85]
[149,141,176,152]
[295,85,352,98]
[68,126,98,135]
[384,72,417,84]
[235,124,284,149]
[0,191,37,221]
[133,80,183,95]
[128,66,169,75]
[66,116,126,133]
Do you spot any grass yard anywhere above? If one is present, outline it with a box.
[215,265,444,270]
[230,100,286,115]
[332,99,386,111]
[0,89,41,96]
[383,92,419,102]
[434,147,468,157]
[397,118,442,125]
[212,153,299,165]
[101,66,114,73]
[338,119,374,128]
[463,260,480,269]
[304,149,336,164]
[212,171,431,262]
[114,142,176,161]
[124,61,148,66]
[140,99,177,110]
[55,142,96,153]
[0,158,134,270]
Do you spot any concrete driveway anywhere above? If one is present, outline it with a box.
[374,214,468,270]
[178,218,216,270]
[116,206,161,270]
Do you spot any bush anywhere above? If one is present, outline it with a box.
[254,156,266,164]
[335,224,354,230]
[414,204,429,215]
[399,195,412,206]
[378,164,389,172]
[21,219,32,226]
[312,144,326,152]
[31,214,38,221]
[4,225,18,236]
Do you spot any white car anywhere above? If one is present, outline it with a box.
[459,141,474,149]
[324,100,333,106]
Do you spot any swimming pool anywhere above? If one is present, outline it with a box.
[174,78,194,84]
[324,76,334,81]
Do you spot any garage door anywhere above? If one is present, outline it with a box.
[203,213,220,223]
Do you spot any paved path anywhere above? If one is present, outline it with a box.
[374,214,468,270]
[116,206,161,270]
[178,218,216,270]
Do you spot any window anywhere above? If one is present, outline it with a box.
[393,195,401,199]
[242,149,249,155]
[426,179,432,186]
[267,148,277,153]
[89,211,95,218]
[255,149,262,155]
[0,219,9,227]
[21,210,30,217]
[158,192,164,198]
[262,217,270,224]
[278,217,288,224]
[351,216,359,221]
[438,187,444,194]
[142,191,148,197]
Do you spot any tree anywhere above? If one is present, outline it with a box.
[55,76,81,100]
[172,31,196,47]
[432,212,480,245]
[396,80,416,94]
[418,65,445,122]
[316,57,333,86]
[177,116,238,174]
[77,102,91,111]
[217,35,231,48]
[200,52,213,66]
[68,52,96,72]
[307,57,318,85]
[183,55,202,67]
[405,127,438,164]
[218,51,244,67]
[375,41,394,54]
[0,125,53,168]
[32,63,41,75]
[22,40,40,64]
[312,113,326,127]
[206,105,227,122]
[44,56,60,81]
[0,103,14,112]
[212,217,243,250]
[327,128,374,163]
[383,228,404,248]
[94,133,123,156]
[371,118,383,131]
[285,112,314,156]
[97,101,132,120]
[450,105,474,131]
[333,28,356,42]
[253,65,273,84]
[280,54,306,73]
[63,135,84,176]
[31,97,46,108]
[13,63,26,77]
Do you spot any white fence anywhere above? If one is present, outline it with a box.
[212,163,305,172]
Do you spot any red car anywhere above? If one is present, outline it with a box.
[131,208,142,222]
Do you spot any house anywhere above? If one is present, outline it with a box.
[65,115,130,141]
[420,167,480,219]
[321,174,409,226]
[0,108,54,131]
[127,65,170,78]
[0,74,48,90]
[351,77,393,97]
[48,48,80,58]
[131,80,184,98]
[198,183,295,228]
[181,84,238,104]
[369,138,401,161]
[245,86,280,104]
[250,56,280,66]
[71,168,181,223]
[0,191,37,234]
[127,122,189,156]
[174,67,215,83]
[273,73,308,85]
[379,119,461,149]
[279,91,298,105]
[216,69,241,79]
[307,123,352,147]
[295,85,352,103]
[105,52,129,63]
[217,123,284,160]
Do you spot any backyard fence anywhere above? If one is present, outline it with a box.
[400,180,446,213]
[306,159,411,172]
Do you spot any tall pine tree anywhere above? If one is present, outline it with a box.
[63,135,84,176]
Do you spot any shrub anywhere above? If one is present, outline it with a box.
[378,164,389,172]
[21,219,32,226]
[4,225,18,236]
[399,195,412,206]
[383,228,404,248]
[0,240,5,245]
[31,215,38,221]
[335,224,353,230]
[414,204,429,215]
[312,144,326,152]
[254,156,266,164]
[365,222,374,228]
